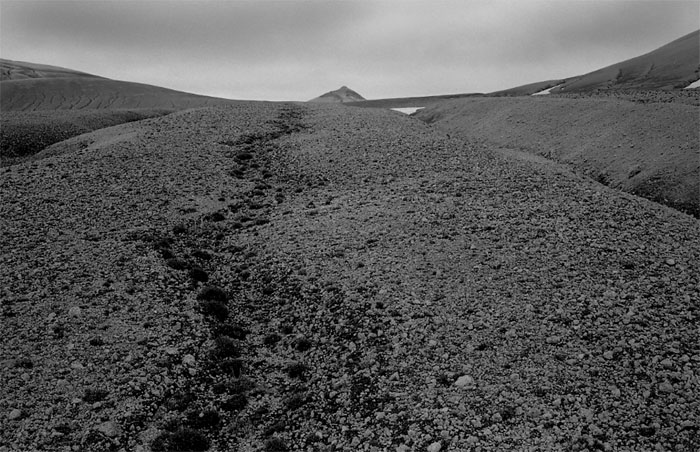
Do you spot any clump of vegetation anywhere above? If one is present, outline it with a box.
[166,258,190,270]
[221,393,248,411]
[220,358,244,377]
[197,286,228,302]
[151,427,210,452]
[227,377,255,395]
[165,391,196,412]
[14,357,33,369]
[285,362,307,380]
[189,267,209,283]
[293,337,312,352]
[199,300,229,322]
[83,388,109,403]
[263,333,281,347]
[205,211,226,222]
[186,409,221,430]
[264,436,288,451]
[214,323,248,340]
[172,224,188,235]
[211,335,240,359]
[284,392,307,410]
[89,336,105,346]
[279,324,294,335]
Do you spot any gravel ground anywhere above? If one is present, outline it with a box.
[1,103,698,452]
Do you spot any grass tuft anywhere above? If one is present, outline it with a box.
[199,300,229,322]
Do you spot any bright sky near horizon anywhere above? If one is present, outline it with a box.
[1,0,698,101]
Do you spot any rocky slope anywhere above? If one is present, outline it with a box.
[1,103,698,452]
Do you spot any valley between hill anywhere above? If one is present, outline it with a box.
[1,103,698,452]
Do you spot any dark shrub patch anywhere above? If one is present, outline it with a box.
[89,336,105,346]
[263,333,281,347]
[152,428,210,452]
[206,211,226,222]
[264,436,287,451]
[166,258,190,271]
[162,418,182,432]
[221,393,248,411]
[83,388,109,403]
[235,152,253,161]
[284,393,307,410]
[197,286,228,302]
[279,324,294,335]
[152,237,174,250]
[165,391,196,412]
[172,224,188,235]
[199,300,229,322]
[14,357,33,369]
[189,267,209,283]
[214,323,248,340]
[220,358,244,377]
[212,336,240,359]
[160,248,175,259]
[501,405,517,422]
[294,337,312,352]
[227,377,255,395]
[186,410,220,430]
[285,362,307,380]
[436,373,454,387]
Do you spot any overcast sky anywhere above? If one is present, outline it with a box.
[1,0,698,101]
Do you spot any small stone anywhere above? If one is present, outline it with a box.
[68,307,82,317]
[454,375,474,388]
[603,351,614,360]
[164,347,178,356]
[665,259,676,266]
[70,361,84,370]
[546,336,560,345]
[491,412,502,423]
[182,354,196,366]
[611,386,621,398]
[7,409,23,420]
[427,441,442,452]
[96,421,121,437]
[658,382,674,393]
[660,358,673,369]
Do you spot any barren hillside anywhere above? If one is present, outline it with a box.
[1,103,698,451]
[416,94,700,217]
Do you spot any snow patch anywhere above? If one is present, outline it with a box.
[391,107,423,114]
[532,83,564,96]
[684,79,700,89]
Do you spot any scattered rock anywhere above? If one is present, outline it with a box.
[427,441,442,452]
[454,375,475,388]
[95,421,121,438]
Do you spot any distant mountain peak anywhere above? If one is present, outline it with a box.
[309,86,365,103]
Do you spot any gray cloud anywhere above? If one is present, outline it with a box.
[1,0,698,100]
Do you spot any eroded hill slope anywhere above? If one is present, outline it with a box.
[416,95,700,217]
